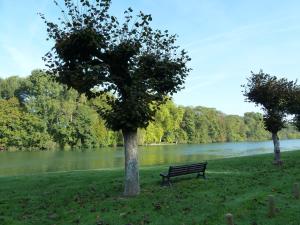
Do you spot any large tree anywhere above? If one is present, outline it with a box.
[242,70,297,165]
[41,0,190,196]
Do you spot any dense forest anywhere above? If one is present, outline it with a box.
[0,70,300,151]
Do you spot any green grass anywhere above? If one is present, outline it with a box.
[1,151,300,225]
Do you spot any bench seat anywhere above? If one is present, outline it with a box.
[160,162,207,186]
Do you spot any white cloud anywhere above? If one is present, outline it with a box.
[184,15,300,51]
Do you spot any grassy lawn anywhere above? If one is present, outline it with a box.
[1,151,300,225]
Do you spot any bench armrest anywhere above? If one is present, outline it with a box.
[160,173,168,177]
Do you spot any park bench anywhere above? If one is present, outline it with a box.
[160,162,207,186]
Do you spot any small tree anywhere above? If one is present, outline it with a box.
[41,0,190,196]
[287,86,300,131]
[242,70,296,165]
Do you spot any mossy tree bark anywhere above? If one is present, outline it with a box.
[123,129,140,196]
[272,132,282,164]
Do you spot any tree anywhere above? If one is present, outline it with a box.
[152,100,184,143]
[225,115,246,142]
[243,112,268,141]
[41,0,190,196]
[23,70,106,149]
[181,108,196,143]
[242,70,297,164]
[287,86,300,131]
[0,76,25,100]
[0,98,52,150]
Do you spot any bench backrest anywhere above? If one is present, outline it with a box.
[168,162,207,177]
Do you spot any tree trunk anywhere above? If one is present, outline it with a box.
[272,132,282,165]
[122,129,140,196]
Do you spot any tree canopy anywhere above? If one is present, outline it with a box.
[40,0,191,132]
[242,70,297,133]
[287,86,300,131]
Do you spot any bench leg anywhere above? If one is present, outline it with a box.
[161,177,169,186]
[197,172,206,179]
[161,177,172,186]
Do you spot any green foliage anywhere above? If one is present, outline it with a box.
[242,70,297,134]
[0,76,25,100]
[243,112,269,140]
[294,115,300,131]
[26,71,122,149]
[181,107,196,143]
[0,98,52,150]
[279,124,300,139]
[41,0,191,132]
[287,87,300,131]
[1,73,300,151]
[180,107,227,143]
[225,115,246,142]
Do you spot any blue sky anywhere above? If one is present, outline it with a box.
[1,0,300,115]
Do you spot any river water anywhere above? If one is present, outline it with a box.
[1,139,300,176]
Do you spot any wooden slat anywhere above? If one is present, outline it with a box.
[167,162,207,177]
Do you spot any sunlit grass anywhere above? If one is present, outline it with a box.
[1,151,300,224]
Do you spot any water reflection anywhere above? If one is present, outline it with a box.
[0,139,300,176]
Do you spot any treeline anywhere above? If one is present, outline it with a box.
[0,70,299,150]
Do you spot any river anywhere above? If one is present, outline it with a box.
[1,139,300,176]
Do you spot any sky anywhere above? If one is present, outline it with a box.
[1,0,300,116]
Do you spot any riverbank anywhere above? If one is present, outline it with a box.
[2,137,300,152]
[1,151,300,224]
